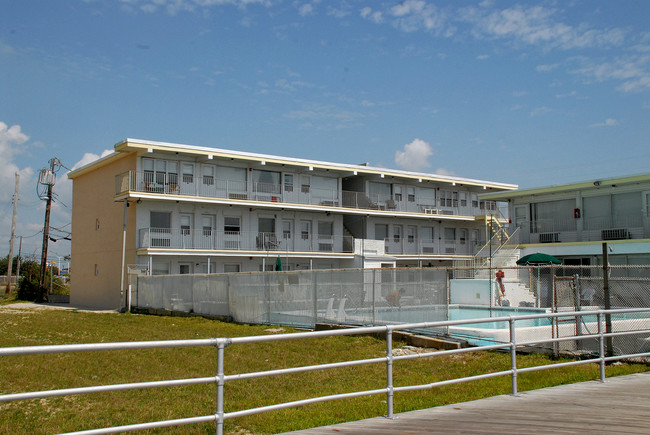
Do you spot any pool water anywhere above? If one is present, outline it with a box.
[448,306,551,329]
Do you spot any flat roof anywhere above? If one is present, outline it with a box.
[480,172,650,200]
[108,138,517,190]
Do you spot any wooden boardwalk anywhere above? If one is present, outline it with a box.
[282,372,650,434]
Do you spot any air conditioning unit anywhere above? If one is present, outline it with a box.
[602,229,630,240]
[539,233,559,243]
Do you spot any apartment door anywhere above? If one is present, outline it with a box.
[283,173,296,203]
[179,263,193,274]
[298,220,311,251]
[471,229,480,253]
[201,215,215,249]
[258,217,277,249]
[223,216,241,250]
[180,214,193,249]
[180,163,195,195]
[406,225,417,254]
[282,219,294,251]
[459,228,468,254]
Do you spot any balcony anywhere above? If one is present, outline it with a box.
[511,215,648,244]
[138,228,354,254]
[383,237,475,256]
[116,171,496,218]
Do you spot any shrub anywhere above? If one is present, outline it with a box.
[17,279,41,301]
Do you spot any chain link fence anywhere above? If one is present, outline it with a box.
[130,265,650,357]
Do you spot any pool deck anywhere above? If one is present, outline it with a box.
[281,371,650,434]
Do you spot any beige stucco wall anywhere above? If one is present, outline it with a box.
[70,153,137,309]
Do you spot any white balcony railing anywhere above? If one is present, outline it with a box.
[510,216,648,244]
[116,171,497,217]
[138,228,354,254]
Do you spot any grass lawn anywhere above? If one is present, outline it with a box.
[0,305,647,434]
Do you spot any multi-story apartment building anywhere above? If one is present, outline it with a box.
[481,173,650,267]
[68,138,516,308]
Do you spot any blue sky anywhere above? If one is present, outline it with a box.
[1,0,650,259]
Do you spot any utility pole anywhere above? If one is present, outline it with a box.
[38,158,58,301]
[6,172,19,294]
[16,236,23,279]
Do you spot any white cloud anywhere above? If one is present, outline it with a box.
[298,3,314,17]
[590,118,618,127]
[476,54,490,60]
[389,0,449,34]
[536,63,558,72]
[459,4,626,50]
[394,138,433,171]
[0,122,29,159]
[360,7,383,24]
[530,106,551,117]
[571,54,650,92]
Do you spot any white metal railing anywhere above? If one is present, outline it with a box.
[137,228,354,253]
[511,217,649,244]
[116,171,496,217]
[1,308,649,434]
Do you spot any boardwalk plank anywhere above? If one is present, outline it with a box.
[281,373,650,434]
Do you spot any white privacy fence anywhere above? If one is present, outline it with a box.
[132,268,451,329]
[1,308,649,434]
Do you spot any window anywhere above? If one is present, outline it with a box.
[252,170,281,193]
[444,227,456,241]
[530,199,576,233]
[417,187,435,205]
[318,221,333,238]
[150,211,171,229]
[152,262,169,275]
[224,264,240,273]
[459,229,467,245]
[282,220,292,239]
[460,192,467,207]
[514,205,527,227]
[179,264,191,274]
[421,227,434,241]
[407,186,416,202]
[258,217,275,234]
[180,214,192,235]
[369,182,390,197]
[471,193,479,208]
[394,185,402,201]
[202,165,215,185]
[167,161,178,187]
[224,216,241,234]
[284,174,294,192]
[300,220,311,240]
[407,226,416,243]
[375,224,388,241]
[217,166,247,192]
[143,158,154,183]
[439,190,457,207]
[202,215,214,237]
[155,159,166,185]
[301,175,310,193]
[393,225,402,243]
[182,163,194,183]
[311,175,337,199]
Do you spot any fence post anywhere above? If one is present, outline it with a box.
[313,272,318,328]
[216,340,226,435]
[386,327,394,419]
[509,317,518,395]
[372,270,376,326]
[598,312,606,382]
